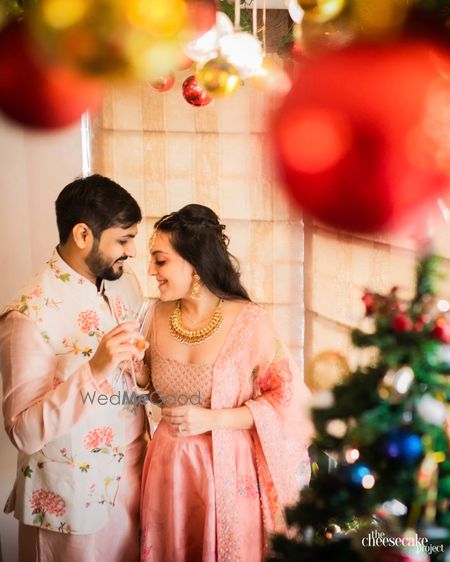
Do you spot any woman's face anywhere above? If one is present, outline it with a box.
[148,230,195,301]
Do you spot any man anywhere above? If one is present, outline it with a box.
[0,174,147,562]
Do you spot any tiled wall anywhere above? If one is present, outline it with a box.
[303,216,450,388]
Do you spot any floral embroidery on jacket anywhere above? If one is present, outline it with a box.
[30,489,66,527]
[77,310,102,339]
[86,475,121,507]
[62,337,93,357]
[84,426,114,451]
[11,289,61,326]
[47,257,71,283]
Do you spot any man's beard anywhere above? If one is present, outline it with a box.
[85,240,127,281]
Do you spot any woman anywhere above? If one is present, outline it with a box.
[138,204,311,562]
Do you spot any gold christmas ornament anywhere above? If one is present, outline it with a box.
[169,299,224,345]
[30,0,189,79]
[352,0,409,40]
[196,57,240,98]
[305,350,350,392]
[299,0,347,23]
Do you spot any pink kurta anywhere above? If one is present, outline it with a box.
[141,302,312,562]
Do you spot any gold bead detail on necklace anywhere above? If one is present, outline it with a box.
[169,299,224,345]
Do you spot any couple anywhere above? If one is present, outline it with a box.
[0,174,311,562]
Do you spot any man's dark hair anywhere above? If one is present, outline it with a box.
[55,174,142,244]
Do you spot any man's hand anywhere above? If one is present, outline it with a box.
[89,322,145,381]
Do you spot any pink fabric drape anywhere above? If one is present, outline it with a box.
[210,303,312,560]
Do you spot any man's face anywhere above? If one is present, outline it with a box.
[85,224,138,281]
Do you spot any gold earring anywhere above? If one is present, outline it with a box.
[191,274,201,299]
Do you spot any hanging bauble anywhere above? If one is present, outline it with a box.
[299,0,346,23]
[392,313,413,333]
[248,57,291,95]
[182,74,212,106]
[271,39,450,233]
[431,318,450,344]
[29,0,191,80]
[286,0,305,23]
[416,395,447,426]
[0,22,103,129]
[185,0,217,37]
[149,73,175,92]
[196,57,240,97]
[336,462,374,490]
[324,524,342,540]
[305,350,350,392]
[183,12,234,65]
[384,429,423,463]
[326,418,347,439]
[378,367,414,404]
[218,32,263,79]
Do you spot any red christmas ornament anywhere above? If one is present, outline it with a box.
[182,75,212,107]
[431,319,450,343]
[0,23,103,129]
[149,74,175,92]
[362,292,376,315]
[272,39,450,233]
[186,0,216,37]
[392,313,413,333]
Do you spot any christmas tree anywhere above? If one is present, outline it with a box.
[268,255,450,562]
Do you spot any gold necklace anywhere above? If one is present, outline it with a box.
[169,299,224,345]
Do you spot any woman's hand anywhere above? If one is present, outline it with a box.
[162,405,216,437]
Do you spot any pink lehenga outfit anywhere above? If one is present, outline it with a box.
[141,302,312,562]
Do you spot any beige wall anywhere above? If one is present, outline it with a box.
[303,216,450,389]
[0,113,83,562]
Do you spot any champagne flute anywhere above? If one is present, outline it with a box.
[114,298,151,387]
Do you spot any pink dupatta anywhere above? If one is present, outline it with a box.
[211,302,312,561]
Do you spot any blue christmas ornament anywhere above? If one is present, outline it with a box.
[336,462,372,488]
[349,463,371,486]
[402,434,423,460]
[384,429,423,462]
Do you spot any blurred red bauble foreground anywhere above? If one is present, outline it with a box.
[271,40,450,233]
[0,23,103,130]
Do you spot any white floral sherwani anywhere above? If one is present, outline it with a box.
[0,250,145,542]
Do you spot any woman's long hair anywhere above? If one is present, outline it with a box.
[154,204,251,302]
